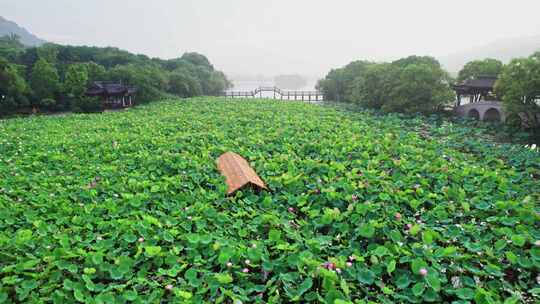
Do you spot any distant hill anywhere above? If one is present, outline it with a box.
[0,16,46,46]
[440,35,540,75]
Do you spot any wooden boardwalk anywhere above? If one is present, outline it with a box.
[224,87,324,102]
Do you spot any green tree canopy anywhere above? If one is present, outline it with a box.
[495,54,540,135]
[108,64,168,103]
[317,60,373,102]
[316,68,345,101]
[181,52,213,70]
[30,58,60,108]
[321,56,453,114]
[0,41,228,113]
[392,55,441,69]
[168,70,203,98]
[351,63,398,110]
[386,63,453,114]
[458,58,503,83]
[84,62,107,84]
[0,57,29,113]
[63,64,89,99]
[0,34,25,61]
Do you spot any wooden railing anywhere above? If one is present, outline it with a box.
[223,86,324,102]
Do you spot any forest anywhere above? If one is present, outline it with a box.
[317,54,540,139]
[0,34,231,115]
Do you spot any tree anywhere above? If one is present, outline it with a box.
[108,64,168,103]
[85,62,106,83]
[385,63,453,114]
[0,57,29,114]
[2,40,228,113]
[36,43,59,64]
[181,52,213,70]
[317,69,344,101]
[0,34,25,61]
[352,63,399,110]
[495,55,540,137]
[457,58,503,83]
[343,56,453,114]
[317,60,373,102]
[63,64,89,111]
[392,55,441,69]
[207,71,232,95]
[168,70,202,98]
[30,58,60,108]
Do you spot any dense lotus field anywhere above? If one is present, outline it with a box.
[1,98,540,304]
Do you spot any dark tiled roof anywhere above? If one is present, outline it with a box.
[86,81,135,96]
[453,76,497,94]
[462,77,497,89]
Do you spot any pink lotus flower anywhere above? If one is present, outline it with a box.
[288,207,295,213]
[335,268,342,274]
[346,262,353,267]
[406,223,413,229]
[322,262,336,270]
[348,255,356,261]
[165,284,174,290]
[395,213,402,221]
[419,268,428,277]
[242,268,250,273]
[352,195,358,202]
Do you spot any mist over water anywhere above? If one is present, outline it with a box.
[229,80,318,92]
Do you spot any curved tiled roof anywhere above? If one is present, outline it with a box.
[86,81,136,96]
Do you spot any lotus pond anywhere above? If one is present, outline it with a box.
[0,98,539,303]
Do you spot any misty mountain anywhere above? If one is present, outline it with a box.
[0,16,46,46]
[440,35,540,75]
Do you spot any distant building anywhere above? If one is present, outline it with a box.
[453,76,505,122]
[86,81,136,108]
[453,75,498,106]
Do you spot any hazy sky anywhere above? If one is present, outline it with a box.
[2,0,540,77]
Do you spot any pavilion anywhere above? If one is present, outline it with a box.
[453,75,498,106]
[86,81,137,109]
